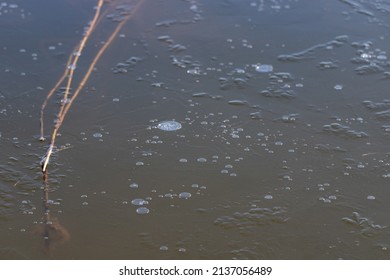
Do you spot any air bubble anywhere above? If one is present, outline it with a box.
[377,54,387,60]
[129,183,139,188]
[179,192,191,199]
[255,64,273,73]
[157,121,182,131]
[197,157,207,163]
[136,207,150,214]
[131,198,148,206]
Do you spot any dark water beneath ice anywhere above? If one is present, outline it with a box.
[1,0,390,259]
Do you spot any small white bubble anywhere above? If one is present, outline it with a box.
[131,198,148,206]
[255,64,273,73]
[367,195,376,200]
[264,194,273,200]
[377,54,387,60]
[136,161,144,166]
[334,84,343,90]
[197,157,207,163]
[159,245,169,251]
[136,207,150,214]
[129,183,139,189]
[179,192,191,199]
[179,158,188,163]
[164,193,173,198]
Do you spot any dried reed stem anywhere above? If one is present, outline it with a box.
[41,0,144,174]
[40,0,104,172]
[39,0,105,141]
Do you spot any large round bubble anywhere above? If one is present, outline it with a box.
[157,121,182,131]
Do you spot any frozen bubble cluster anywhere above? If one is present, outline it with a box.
[261,72,297,99]
[341,212,386,237]
[322,123,369,139]
[106,4,132,22]
[278,35,349,62]
[363,99,390,122]
[214,207,289,234]
[350,40,389,76]
[112,56,143,74]
[157,121,182,131]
